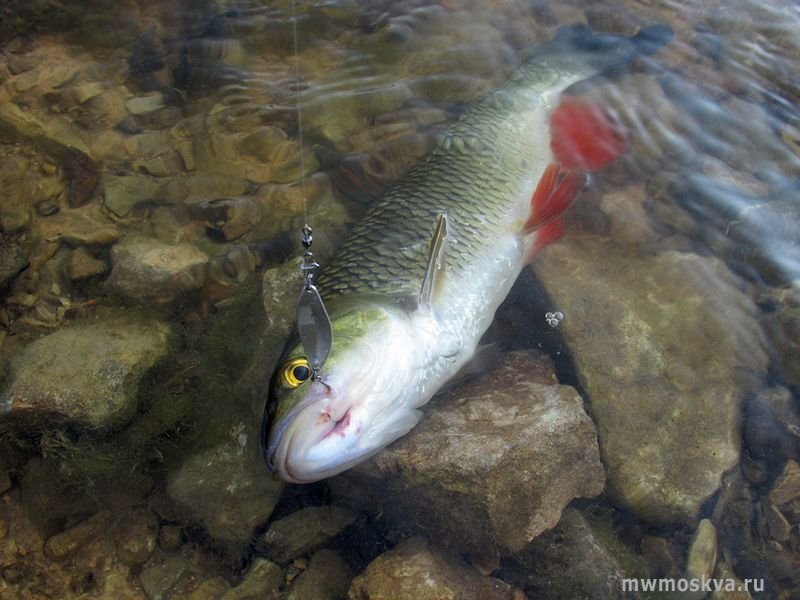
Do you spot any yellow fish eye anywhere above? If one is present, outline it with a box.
[282,357,311,388]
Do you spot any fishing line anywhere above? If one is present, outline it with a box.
[290,0,308,229]
[289,0,333,382]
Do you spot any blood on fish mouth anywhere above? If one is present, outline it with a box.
[322,409,351,439]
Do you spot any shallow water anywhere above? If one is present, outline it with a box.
[0,0,799,598]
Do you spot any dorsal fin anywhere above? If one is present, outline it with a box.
[419,213,448,308]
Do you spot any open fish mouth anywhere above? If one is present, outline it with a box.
[265,392,364,483]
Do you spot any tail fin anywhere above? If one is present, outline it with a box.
[538,24,673,75]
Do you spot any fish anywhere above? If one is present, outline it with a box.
[262,24,672,483]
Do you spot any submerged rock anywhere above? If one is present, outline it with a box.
[686,519,718,588]
[508,507,647,599]
[533,234,768,524]
[256,506,357,564]
[0,317,170,429]
[102,172,163,217]
[44,511,109,560]
[333,350,605,565]
[284,549,353,600]
[35,205,121,246]
[770,460,800,508]
[166,420,284,546]
[223,558,283,600]
[66,246,107,281]
[0,242,28,287]
[107,237,208,307]
[349,536,522,600]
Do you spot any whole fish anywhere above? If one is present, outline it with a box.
[263,25,671,483]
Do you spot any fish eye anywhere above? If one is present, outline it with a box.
[282,357,311,388]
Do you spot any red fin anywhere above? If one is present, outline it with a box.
[550,96,628,171]
[529,218,565,260]
[523,164,587,235]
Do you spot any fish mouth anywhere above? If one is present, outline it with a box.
[264,388,360,483]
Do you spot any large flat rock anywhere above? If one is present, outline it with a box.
[533,234,768,524]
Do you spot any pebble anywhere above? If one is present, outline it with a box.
[158,524,184,551]
[36,207,120,246]
[66,247,107,281]
[284,549,353,600]
[188,577,232,599]
[44,512,105,559]
[222,558,283,600]
[257,506,357,564]
[770,460,800,507]
[0,243,29,287]
[686,519,718,583]
[107,237,208,307]
[139,556,191,600]
[348,536,520,600]
[762,499,792,542]
[117,508,159,567]
[0,206,31,234]
[0,468,11,494]
[35,199,60,216]
[125,92,166,115]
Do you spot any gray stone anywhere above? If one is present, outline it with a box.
[222,558,283,600]
[761,287,800,389]
[118,508,159,566]
[262,258,304,339]
[44,511,107,559]
[512,507,647,599]
[102,172,163,217]
[0,243,28,287]
[1,317,170,428]
[257,506,357,564]
[348,536,521,600]
[334,350,604,566]
[36,205,120,246]
[762,500,792,542]
[66,247,107,281]
[158,524,184,551]
[0,206,30,234]
[285,549,353,600]
[188,577,232,600]
[686,519,717,583]
[140,555,192,600]
[711,560,753,600]
[125,93,166,116]
[72,82,106,105]
[770,460,800,507]
[107,237,208,307]
[533,235,768,524]
[166,420,283,545]
[0,466,11,495]
[304,83,413,146]
[156,174,253,205]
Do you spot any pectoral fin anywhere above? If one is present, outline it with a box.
[522,163,587,262]
[523,163,587,235]
[419,213,448,309]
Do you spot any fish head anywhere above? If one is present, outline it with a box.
[263,302,422,483]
